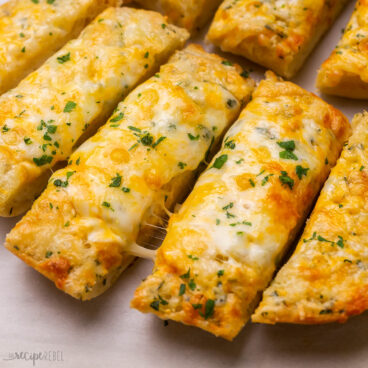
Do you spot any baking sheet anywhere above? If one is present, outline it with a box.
[1,1,367,367]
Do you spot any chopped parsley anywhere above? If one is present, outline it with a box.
[261,174,274,186]
[152,136,166,148]
[63,101,77,113]
[111,112,124,123]
[188,133,200,141]
[180,268,190,279]
[277,140,298,160]
[178,162,187,169]
[212,154,228,169]
[109,173,122,188]
[200,299,215,319]
[296,165,309,179]
[102,201,114,211]
[150,300,160,311]
[224,139,236,149]
[33,155,53,166]
[179,284,186,296]
[140,132,154,146]
[57,52,71,64]
[279,171,294,189]
[187,255,199,261]
[188,279,196,291]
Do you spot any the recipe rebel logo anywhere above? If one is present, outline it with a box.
[2,350,64,366]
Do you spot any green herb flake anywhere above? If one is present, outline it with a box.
[63,101,77,113]
[179,283,186,296]
[188,279,196,291]
[279,171,294,189]
[152,136,166,148]
[188,133,200,141]
[279,150,298,160]
[192,303,202,310]
[224,139,236,149]
[337,235,345,248]
[212,154,228,169]
[102,201,114,211]
[187,255,199,261]
[277,140,295,151]
[180,268,190,279]
[202,299,215,319]
[109,173,122,188]
[57,52,71,64]
[111,113,124,123]
[150,300,160,311]
[33,155,53,166]
[296,165,309,179]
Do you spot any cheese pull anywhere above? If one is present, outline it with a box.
[0,7,189,217]
[253,112,368,325]
[207,0,349,79]
[131,72,350,340]
[130,0,222,32]
[0,0,123,95]
[317,0,368,98]
[5,45,255,301]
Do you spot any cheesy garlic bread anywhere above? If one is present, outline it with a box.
[0,7,189,217]
[207,0,349,79]
[0,0,123,95]
[317,0,368,99]
[253,112,368,325]
[130,0,222,32]
[131,72,351,340]
[5,45,254,301]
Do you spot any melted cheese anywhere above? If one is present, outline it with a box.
[131,0,222,32]
[207,0,349,78]
[5,45,254,301]
[0,7,189,217]
[317,0,368,98]
[0,0,122,95]
[131,72,351,341]
[253,112,368,324]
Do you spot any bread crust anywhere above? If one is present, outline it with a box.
[131,72,350,340]
[0,7,189,217]
[5,45,254,301]
[317,0,368,99]
[253,112,368,325]
[207,0,349,79]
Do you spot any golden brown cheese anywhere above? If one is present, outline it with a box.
[130,0,222,32]
[131,72,351,341]
[207,0,349,79]
[5,45,254,301]
[317,0,368,98]
[253,112,368,325]
[0,7,189,217]
[0,0,122,95]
